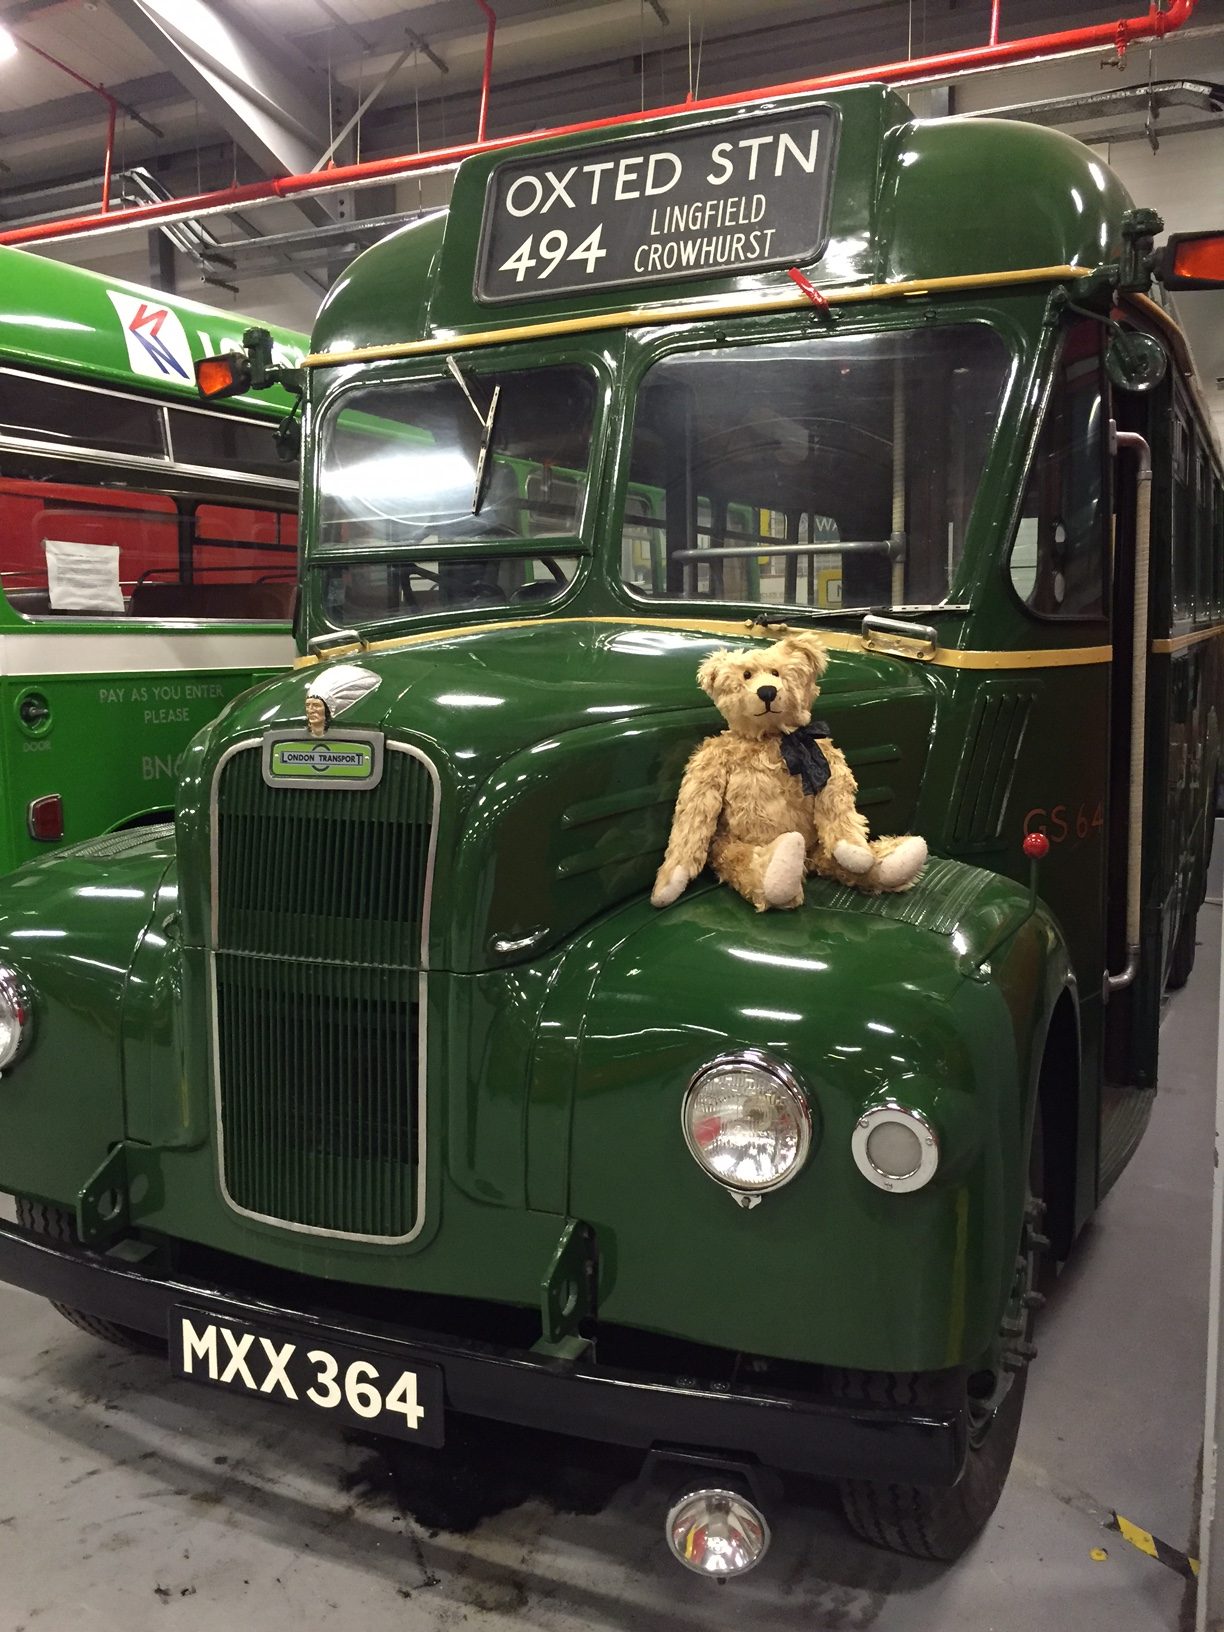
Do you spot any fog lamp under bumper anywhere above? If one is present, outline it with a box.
[666,1488,770,1578]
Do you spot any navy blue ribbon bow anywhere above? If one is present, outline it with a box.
[779,720,833,797]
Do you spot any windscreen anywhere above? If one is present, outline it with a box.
[316,364,594,626]
[620,325,1011,613]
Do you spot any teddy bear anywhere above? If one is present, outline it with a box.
[652,630,927,912]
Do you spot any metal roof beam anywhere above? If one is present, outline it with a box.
[0,0,71,20]
[0,68,178,141]
[104,0,332,179]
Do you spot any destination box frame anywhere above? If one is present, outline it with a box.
[473,103,841,306]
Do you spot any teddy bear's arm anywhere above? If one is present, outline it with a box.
[811,743,874,872]
[651,739,729,908]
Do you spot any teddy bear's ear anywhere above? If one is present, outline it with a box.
[779,631,829,680]
[697,649,734,697]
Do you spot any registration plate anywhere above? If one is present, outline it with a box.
[170,1306,444,1446]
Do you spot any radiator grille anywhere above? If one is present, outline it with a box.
[212,740,436,1240]
[215,745,435,968]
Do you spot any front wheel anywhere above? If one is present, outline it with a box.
[14,1197,164,1355]
[835,1152,1044,1560]
[1167,905,1198,991]
[836,1364,1027,1560]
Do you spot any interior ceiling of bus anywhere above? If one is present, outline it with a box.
[0,0,1222,405]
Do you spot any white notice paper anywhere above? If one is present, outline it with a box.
[44,539,125,614]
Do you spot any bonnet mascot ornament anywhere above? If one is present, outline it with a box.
[652,631,927,912]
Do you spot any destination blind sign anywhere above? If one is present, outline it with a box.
[475,107,837,303]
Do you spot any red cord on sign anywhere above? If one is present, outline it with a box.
[788,267,831,313]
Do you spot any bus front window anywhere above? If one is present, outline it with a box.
[315,365,594,626]
[621,324,1011,614]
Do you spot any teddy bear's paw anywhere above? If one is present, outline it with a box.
[763,832,807,907]
[874,835,929,891]
[832,840,874,875]
[651,864,690,908]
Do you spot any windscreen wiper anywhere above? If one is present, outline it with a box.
[446,355,501,515]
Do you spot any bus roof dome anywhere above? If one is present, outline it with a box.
[313,85,1134,358]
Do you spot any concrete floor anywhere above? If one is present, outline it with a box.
[0,866,1218,1631]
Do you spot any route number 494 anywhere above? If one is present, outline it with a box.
[499,224,608,283]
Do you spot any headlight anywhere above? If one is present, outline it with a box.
[0,966,32,1072]
[851,1102,939,1193]
[682,1050,812,1207]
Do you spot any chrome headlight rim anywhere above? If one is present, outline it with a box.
[851,1100,940,1193]
[0,965,33,1072]
[682,1048,813,1199]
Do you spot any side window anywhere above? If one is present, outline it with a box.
[167,408,295,481]
[0,476,177,616]
[1009,324,1107,618]
[0,478,295,620]
[0,370,165,460]
[1172,413,1194,623]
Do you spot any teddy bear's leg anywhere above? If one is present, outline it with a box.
[865,834,928,893]
[712,832,806,911]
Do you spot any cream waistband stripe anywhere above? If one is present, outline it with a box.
[0,631,296,676]
[293,615,1114,671]
[305,265,1091,370]
[1151,624,1224,655]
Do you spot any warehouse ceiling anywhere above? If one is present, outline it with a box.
[0,0,1222,395]
[0,1,1210,203]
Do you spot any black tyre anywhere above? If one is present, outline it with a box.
[836,1363,1027,1561]
[15,1197,163,1354]
[835,1131,1045,1561]
[1167,906,1198,991]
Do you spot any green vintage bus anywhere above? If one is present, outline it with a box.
[0,90,1219,1572]
[0,245,304,868]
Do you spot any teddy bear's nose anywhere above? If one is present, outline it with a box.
[756,684,778,705]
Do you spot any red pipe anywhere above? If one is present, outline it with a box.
[474,0,496,145]
[14,35,123,216]
[0,0,1197,248]
[101,99,117,214]
[989,0,1002,47]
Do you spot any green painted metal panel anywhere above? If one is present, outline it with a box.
[0,243,303,412]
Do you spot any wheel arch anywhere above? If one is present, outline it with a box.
[109,805,174,833]
[1033,985,1081,1261]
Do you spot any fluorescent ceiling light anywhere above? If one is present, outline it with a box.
[0,26,17,62]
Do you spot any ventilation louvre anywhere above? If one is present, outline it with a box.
[948,685,1035,849]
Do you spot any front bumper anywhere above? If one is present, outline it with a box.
[0,1219,967,1486]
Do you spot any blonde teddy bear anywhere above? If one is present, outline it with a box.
[652,631,927,912]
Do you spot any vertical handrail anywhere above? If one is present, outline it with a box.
[1105,427,1153,998]
[989,0,1003,45]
